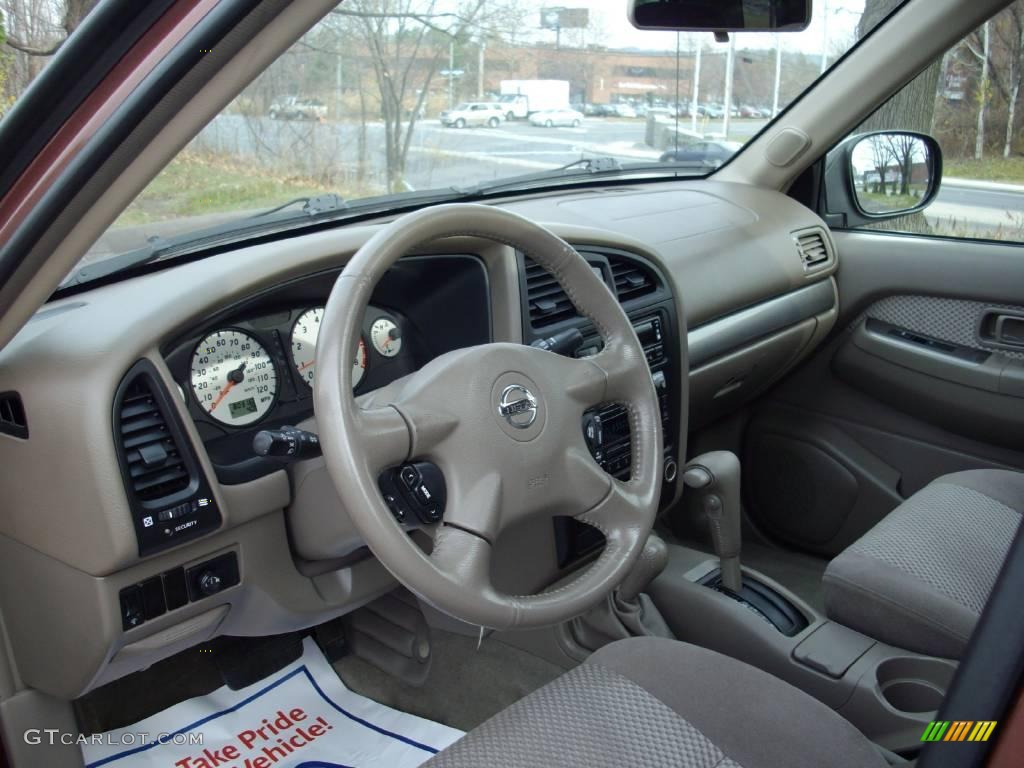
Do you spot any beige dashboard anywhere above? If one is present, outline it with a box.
[0,180,837,700]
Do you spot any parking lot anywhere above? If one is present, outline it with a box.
[194,114,770,193]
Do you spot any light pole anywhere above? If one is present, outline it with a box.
[772,34,782,118]
[690,41,702,133]
[820,0,830,75]
[723,35,735,138]
[478,40,486,99]
[448,40,455,109]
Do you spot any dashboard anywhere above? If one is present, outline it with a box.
[0,180,839,701]
[162,255,491,485]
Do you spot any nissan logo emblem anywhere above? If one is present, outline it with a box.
[498,384,538,429]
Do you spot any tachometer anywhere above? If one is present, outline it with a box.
[190,330,277,426]
[292,307,367,388]
[370,316,402,358]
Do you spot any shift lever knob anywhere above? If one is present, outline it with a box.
[683,451,742,592]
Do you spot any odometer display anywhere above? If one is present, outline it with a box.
[190,330,277,426]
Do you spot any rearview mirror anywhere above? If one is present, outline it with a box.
[629,0,811,33]
[824,131,943,229]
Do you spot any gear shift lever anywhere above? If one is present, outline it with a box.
[683,451,742,592]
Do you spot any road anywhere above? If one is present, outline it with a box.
[928,181,1024,235]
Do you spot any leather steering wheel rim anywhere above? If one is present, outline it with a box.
[314,203,662,630]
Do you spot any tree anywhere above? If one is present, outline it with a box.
[331,0,495,193]
[856,0,941,136]
[965,21,991,160]
[2,0,97,56]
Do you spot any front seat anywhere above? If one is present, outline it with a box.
[823,469,1024,659]
[424,637,886,768]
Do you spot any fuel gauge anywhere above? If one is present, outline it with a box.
[370,317,403,358]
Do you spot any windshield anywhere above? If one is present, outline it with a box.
[1,1,892,280]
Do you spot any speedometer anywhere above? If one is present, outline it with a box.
[190,330,277,426]
[291,307,367,389]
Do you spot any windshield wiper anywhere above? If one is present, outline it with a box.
[453,157,623,196]
[251,193,348,218]
[62,194,351,288]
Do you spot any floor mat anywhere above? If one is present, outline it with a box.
[335,627,565,732]
[81,637,463,768]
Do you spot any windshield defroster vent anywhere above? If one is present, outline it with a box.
[794,227,835,274]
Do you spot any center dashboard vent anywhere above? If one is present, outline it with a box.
[794,227,835,273]
[525,251,661,328]
[118,376,191,500]
[525,258,577,327]
[609,256,657,303]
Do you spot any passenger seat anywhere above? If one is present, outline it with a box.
[822,470,1023,659]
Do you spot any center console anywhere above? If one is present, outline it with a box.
[517,247,681,567]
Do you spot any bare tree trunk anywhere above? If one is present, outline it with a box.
[975,22,990,160]
[1007,81,1020,158]
[857,0,941,136]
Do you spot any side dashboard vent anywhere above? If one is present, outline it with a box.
[609,256,657,303]
[525,257,577,327]
[117,375,191,501]
[0,392,28,438]
[794,227,835,273]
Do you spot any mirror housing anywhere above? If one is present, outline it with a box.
[823,131,943,229]
[629,0,811,33]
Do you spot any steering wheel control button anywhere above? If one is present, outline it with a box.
[400,465,420,490]
[379,462,447,526]
[498,384,538,428]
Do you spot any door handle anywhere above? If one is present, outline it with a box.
[979,309,1024,350]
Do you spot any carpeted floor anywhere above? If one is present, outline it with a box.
[333,627,565,732]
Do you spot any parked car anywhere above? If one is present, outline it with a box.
[696,104,724,118]
[659,140,744,167]
[268,97,326,121]
[439,102,504,128]
[529,108,584,127]
[610,103,637,118]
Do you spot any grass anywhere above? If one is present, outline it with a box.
[944,155,1024,184]
[114,151,343,228]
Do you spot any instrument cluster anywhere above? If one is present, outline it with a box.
[162,254,490,483]
[185,305,410,430]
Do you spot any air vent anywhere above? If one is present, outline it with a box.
[117,376,190,501]
[0,392,28,438]
[525,258,577,327]
[609,257,657,302]
[794,228,834,273]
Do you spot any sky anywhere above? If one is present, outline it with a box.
[504,0,869,56]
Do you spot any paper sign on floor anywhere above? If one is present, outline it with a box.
[82,637,463,768]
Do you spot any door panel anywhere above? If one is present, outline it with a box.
[743,231,1024,556]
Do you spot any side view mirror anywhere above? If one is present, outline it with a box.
[823,130,942,229]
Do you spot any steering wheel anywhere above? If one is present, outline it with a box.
[314,204,662,630]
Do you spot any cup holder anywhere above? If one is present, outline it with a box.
[876,657,956,714]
